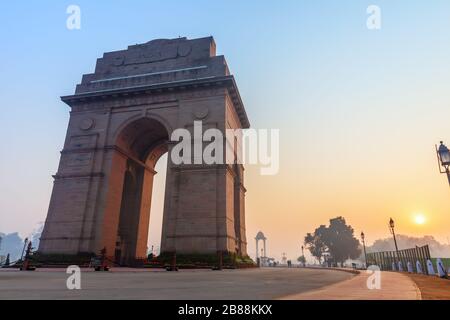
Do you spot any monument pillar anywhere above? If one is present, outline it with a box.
[263,239,267,257]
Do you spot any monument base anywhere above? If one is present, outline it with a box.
[28,252,95,268]
[31,251,256,269]
[157,252,255,269]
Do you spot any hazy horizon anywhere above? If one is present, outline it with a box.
[1,1,450,262]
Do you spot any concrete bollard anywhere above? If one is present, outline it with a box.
[398,261,403,272]
[407,261,413,273]
[426,259,435,275]
[436,259,448,278]
[416,261,423,274]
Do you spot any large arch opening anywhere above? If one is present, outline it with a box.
[147,153,167,257]
[112,117,169,265]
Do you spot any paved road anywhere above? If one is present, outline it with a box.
[0,267,354,300]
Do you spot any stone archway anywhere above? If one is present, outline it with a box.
[112,117,169,265]
[39,37,250,263]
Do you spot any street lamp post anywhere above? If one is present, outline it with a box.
[389,218,400,265]
[436,141,450,186]
[301,245,305,267]
[20,238,28,261]
[361,232,368,269]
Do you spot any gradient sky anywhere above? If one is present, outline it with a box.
[1,1,450,261]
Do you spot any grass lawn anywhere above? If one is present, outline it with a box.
[431,258,450,269]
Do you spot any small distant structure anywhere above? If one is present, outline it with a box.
[255,231,267,266]
[281,253,287,265]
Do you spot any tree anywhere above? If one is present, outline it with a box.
[297,255,306,266]
[304,217,361,267]
[325,217,361,266]
[304,225,328,264]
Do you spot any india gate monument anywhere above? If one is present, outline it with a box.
[38,37,249,265]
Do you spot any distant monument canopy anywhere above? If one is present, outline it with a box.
[38,37,250,266]
[255,231,267,265]
[255,231,266,241]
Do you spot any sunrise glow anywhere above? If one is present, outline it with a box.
[414,214,427,225]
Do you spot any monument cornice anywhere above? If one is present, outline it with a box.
[61,75,250,128]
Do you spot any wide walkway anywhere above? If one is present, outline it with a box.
[281,270,421,300]
[0,267,422,300]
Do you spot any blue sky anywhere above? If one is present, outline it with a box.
[1,1,450,259]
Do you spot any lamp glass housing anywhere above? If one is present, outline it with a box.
[438,142,450,166]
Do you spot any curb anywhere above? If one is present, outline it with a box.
[300,266,361,275]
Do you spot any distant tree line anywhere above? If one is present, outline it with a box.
[0,223,43,261]
[303,217,450,266]
[0,232,24,261]
[368,235,450,258]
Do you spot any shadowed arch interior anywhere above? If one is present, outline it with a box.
[113,117,169,265]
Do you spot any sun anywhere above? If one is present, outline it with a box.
[413,214,427,225]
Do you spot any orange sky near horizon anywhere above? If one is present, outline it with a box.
[148,130,450,262]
